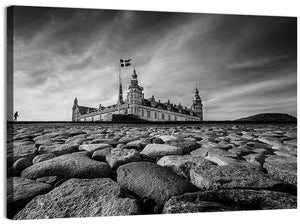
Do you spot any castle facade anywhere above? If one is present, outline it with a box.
[72,69,203,122]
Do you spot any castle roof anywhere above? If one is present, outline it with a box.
[142,98,195,116]
[77,105,97,115]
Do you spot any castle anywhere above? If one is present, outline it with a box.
[72,68,203,122]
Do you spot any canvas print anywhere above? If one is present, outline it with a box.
[7,6,297,219]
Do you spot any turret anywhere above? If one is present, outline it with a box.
[191,85,203,120]
[72,97,78,121]
[130,68,139,87]
[150,95,156,107]
[178,103,183,113]
[167,99,172,111]
[73,97,78,109]
[127,69,144,114]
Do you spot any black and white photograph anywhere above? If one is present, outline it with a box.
[5,2,297,221]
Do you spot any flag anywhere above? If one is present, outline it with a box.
[120,59,132,67]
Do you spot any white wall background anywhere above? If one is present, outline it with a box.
[1,0,299,224]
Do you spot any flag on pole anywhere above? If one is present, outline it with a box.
[120,59,132,67]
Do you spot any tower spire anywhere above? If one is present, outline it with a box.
[74,97,78,106]
[132,67,137,79]
[195,84,199,95]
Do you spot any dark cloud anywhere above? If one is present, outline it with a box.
[11,6,297,121]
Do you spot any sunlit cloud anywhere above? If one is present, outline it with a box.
[227,55,290,69]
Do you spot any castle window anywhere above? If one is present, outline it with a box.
[125,109,128,114]
[147,110,151,118]
[142,109,144,117]
[162,113,164,120]
[155,112,157,119]
[168,115,171,121]
[175,116,177,121]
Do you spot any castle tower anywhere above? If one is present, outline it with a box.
[72,97,78,121]
[191,86,203,120]
[178,102,183,113]
[127,69,144,115]
[167,99,172,111]
[150,95,156,107]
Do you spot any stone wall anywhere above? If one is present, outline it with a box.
[75,103,201,122]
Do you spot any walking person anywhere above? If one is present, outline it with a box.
[14,111,19,121]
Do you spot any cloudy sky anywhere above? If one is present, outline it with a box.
[10,6,297,121]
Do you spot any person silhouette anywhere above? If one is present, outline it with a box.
[14,111,19,121]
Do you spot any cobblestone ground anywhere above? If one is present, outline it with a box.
[7,123,297,219]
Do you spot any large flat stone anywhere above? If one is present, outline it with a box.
[168,140,200,154]
[157,155,215,179]
[7,144,38,166]
[117,162,198,204]
[36,176,61,185]
[21,153,111,180]
[258,136,284,149]
[190,165,287,191]
[106,148,141,169]
[92,148,112,161]
[7,177,53,218]
[264,155,297,185]
[33,132,62,142]
[38,143,79,156]
[7,140,33,149]
[64,136,87,145]
[125,139,149,151]
[285,130,297,138]
[13,133,39,141]
[228,146,254,157]
[158,135,179,142]
[79,143,112,153]
[204,154,248,166]
[34,139,56,148]
[190,147,236,158]
[242,153,265,169]
[163,189,297,213]
[140,144,182,159]
[13,158,33,176]
[197,140,219,148]
[32,153,56,164]
[13,178,141,219]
